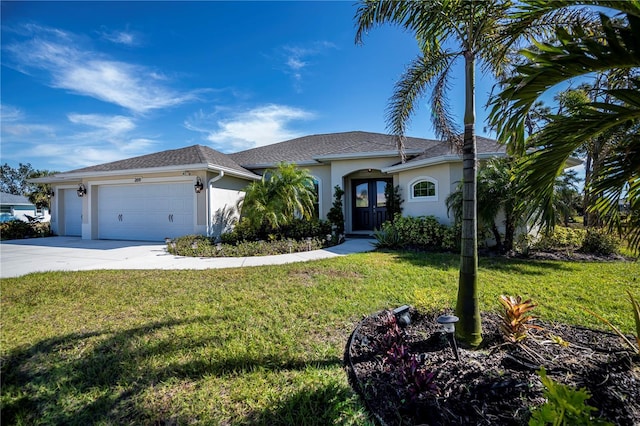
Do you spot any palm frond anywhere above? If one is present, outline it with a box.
[386,51,459,160]
[490,8,640,154]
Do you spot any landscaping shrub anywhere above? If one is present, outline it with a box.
[220,218,332,245]
[0,220,52,240]
[167,234,326,257]
[375,214,457,252]
[327,185,345,235]
[384,183,403,222]
[530,226,621,255]
[372,227,401,249]
[580,228,620,255]
[531,227,586,252]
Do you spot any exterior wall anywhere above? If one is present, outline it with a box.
[206,172,250,238]
[398,163,460,225]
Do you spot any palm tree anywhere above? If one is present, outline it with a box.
[446,157,522,253]
[356,0,514,346]
[489,1,640,250]
[241,163,316,232]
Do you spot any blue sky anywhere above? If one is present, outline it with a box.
[1,1,501,172]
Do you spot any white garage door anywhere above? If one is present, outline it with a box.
[98,183,195,241]
[63,188,83,236]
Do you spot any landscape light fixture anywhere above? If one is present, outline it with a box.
[437,314,460,361]
[194,177,204,193]
[47,189,54,198]
[393,305,411,327]
[77,184,86,197]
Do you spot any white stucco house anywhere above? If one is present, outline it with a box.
[31,131,507,242]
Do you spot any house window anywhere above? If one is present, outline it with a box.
[409,177,438,202]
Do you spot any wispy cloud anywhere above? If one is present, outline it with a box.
[98,27,140,46]
[67,113,136,134]
[0,104,24,122]
[279,41,337,93]
[184,104,315,152]
[4,24,201,114]
[0,107,156,169]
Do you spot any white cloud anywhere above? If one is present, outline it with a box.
[99,28,139,46]
[67,113,136,134]
[280,41,337,92]
[0,104,24,122]
[185,104,315,152]
[5,24,201,113]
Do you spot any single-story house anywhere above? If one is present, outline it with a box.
[31,131,507,241]
[0,191,50,222]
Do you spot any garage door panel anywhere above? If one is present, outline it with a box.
[63,189,83,236]
[98,183,194,241]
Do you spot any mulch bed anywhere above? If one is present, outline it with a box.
[344,309,640,425]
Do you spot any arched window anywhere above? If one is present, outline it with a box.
[409,177,438,202]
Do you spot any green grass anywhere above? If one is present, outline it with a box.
[2,251,639,425]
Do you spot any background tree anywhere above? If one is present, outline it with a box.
[490,1,640,251]
[356,0,514,346]
[240,163,316,232]
[1,163,56,209]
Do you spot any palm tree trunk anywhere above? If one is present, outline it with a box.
[455,51,482,347]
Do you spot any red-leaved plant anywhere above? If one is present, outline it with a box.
[377,310,438,403]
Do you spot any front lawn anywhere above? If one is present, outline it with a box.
[1,252,638,425]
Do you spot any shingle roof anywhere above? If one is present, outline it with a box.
[228,131,444,166]
[64,145,255,176]
[42,133,504,181]
[229,131,504,167]
[0,192,32,205]
[404,135,506,164]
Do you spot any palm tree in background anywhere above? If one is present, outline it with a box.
[490,1,640,251]
[355,0,514,346]
[446,158,523,253]
[241,163,316,232]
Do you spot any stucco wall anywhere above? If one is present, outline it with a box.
[397,162,462,225]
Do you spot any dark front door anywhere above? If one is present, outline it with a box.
[352,179,392,231]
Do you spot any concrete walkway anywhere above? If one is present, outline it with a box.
[0,236,376,278]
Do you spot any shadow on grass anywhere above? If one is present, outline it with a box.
[1,317,341,425]
[245,382,361,426]
[383,250,573,275]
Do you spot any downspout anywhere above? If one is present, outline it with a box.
[206,170,224,237]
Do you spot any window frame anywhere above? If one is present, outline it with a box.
[408,176,438,202]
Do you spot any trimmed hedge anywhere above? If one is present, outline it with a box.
[167,235,328,257]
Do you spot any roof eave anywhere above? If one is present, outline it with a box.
[382,152,506,173]
[29,163,259,184]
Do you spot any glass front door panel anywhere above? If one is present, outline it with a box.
[355,183,369,208]
[376,181,387,207]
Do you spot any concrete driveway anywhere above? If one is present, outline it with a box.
[0,236,375,278]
